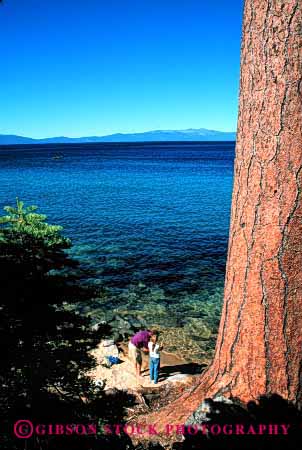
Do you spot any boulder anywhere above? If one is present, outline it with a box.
[167,374,192,383]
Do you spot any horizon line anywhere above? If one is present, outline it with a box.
[0,127,237,141]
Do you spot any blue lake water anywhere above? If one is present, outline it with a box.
[0,142,235,346]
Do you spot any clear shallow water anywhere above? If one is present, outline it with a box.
[0,142,235,355]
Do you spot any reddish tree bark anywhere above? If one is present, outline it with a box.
[151,0,302,426]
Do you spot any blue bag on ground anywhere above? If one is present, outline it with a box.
[106,356,121,366]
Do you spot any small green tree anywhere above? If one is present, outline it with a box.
[0,197,65,237]
[0,197,74,278]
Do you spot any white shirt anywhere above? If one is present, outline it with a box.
[148,341,160,358]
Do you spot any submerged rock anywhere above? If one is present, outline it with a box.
[112,332,123,342]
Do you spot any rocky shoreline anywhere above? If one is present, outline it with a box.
[65,282,223,362]
[89,309,217,364]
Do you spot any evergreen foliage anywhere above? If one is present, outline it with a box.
[0,199,132,450]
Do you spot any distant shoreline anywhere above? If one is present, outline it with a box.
[0,128,236,146]
[0,140,236,149]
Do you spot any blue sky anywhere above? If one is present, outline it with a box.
[0,0,244,138]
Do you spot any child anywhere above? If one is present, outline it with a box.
[148,331,163,384]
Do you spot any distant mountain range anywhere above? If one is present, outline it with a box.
[0,128,236,145]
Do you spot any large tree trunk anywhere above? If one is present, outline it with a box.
[152,0,302,425]
[198,0,302,405]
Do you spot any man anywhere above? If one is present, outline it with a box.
[128,329,158,381]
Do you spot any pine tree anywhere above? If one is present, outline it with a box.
[0,199,111,449]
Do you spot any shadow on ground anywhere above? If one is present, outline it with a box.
[159,362,206,378]
[141,362,206,381]
[134,394,302,450]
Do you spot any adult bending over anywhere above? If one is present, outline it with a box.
[128,330,158,381]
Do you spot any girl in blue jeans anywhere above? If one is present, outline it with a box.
[148,331,163,384]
